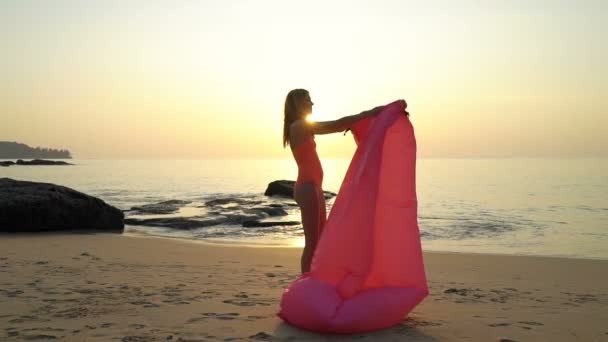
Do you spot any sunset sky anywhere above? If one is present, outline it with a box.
[2,0,606,159]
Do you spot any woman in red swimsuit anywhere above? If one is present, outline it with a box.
[283,89,386,273]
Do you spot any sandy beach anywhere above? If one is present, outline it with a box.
[0,233,606,341]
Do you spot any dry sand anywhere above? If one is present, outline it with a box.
[0,233,606,341]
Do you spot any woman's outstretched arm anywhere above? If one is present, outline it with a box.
[304,105,385,135]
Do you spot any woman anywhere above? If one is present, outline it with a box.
[283,89,388,273]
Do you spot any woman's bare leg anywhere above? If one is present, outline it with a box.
[317,186,327,238]
[294,182,320,274]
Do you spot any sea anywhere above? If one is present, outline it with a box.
[2,158,607,260]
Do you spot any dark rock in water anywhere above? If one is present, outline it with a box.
[221,213,265,225]
[125,217,225,230]
[264,180,295,198]
[264,180,336,199]
[242,220,300,228]
[244,206,288,217]
[125,196,301,230]
[204,197,262,207]
[15,159,73,166]
[0,161,14,167]
[0,178,123,232]
[130,200,192,215]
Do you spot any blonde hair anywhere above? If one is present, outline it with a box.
[283,88,309,148]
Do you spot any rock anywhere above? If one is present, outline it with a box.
[0,161,14,167]
[15,159,72,165]
[130,200,192,215]
[264,180,295,198]
[125,195,302,230]
[264,180,336,199]
[242,220,300,227]
[222,213,265,225]
[0,178,123,232]
[204,197,262,207]
[124,217,225,230]
[244,206,288,217]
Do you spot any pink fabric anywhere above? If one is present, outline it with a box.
[278,100,428,333]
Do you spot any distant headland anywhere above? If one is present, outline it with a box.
[0,142,72,159]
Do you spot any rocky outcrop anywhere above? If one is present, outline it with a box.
[1,159,73,167]
[16,159,73,166]
[130,200,192,215]
[124,179,339,231]
[124,216,226,230]
[264,180,336,199]
[242,220,300,228]
[125,196,297,230]
[0,178,124,232]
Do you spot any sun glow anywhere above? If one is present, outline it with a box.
[306,103,328,122]
[3,1,605,158]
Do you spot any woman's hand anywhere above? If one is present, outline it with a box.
[396,99,409,116]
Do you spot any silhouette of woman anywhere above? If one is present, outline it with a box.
[283,89,391,273]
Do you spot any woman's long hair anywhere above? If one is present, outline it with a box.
[283,88,309,148]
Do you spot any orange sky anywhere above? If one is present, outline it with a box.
[2,0,606,158]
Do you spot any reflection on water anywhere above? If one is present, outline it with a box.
[2,158,607,259]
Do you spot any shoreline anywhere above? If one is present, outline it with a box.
[1,232,607,341]
[124,230,608,262]
[4,230,608,262]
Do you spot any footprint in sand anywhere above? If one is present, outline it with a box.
[2,289,24,297]
[249,332,276,340]
[517,321,544,327]
[19,333,60,340]
[53,307,90,318]
[401,318,444,328]
[444,287,515,304]
[22,327,65,333]
[121,336,152,342]
[223,293,272,307]
[488,323,511,327]
[8,315,48,323]
[129,300,160,308]
[187,312,240,323]
[199,290,220,299]
[16,327,66,340]
[78,252,102,261]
